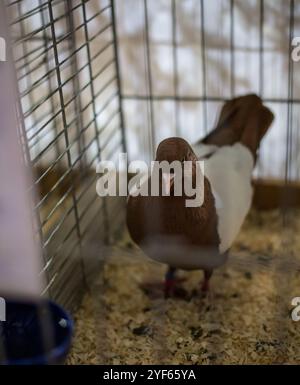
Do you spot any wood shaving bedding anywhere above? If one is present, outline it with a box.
[67,209,300,364]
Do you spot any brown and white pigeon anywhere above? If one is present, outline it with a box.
[126,94,274,297]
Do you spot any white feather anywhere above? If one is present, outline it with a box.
[193,143,254,253]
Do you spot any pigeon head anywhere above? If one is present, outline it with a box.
[155,137,200,195]
[155,137,197,163]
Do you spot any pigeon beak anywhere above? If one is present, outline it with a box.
[162,172,175,195]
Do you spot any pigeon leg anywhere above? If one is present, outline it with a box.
[201,269,213,293]
[140,267,187,299]
[164,267,188,298]
[164,267,176,298]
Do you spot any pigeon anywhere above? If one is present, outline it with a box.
[126,94,274,297]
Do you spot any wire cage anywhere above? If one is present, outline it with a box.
[1,0,300,365]
[6,0,127,311]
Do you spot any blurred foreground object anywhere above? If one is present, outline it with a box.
[0,299,73,365]
[0,3,43,299]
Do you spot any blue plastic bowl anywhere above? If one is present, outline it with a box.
[0,299,74,365]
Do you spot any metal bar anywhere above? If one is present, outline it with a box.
[285,0,295,199]
[17,1,41,156]
[275,0,295,363]
[15,3,31,136]
[111,0,127,153]
[172,0,180,136]
[259,0,264,96]
[39,0,60,159]
[81,0,113,243]
[255,0,265,177]
[143,0,155,157]
[230,0,235,97]
[66,0,88,175]
[122,94,300,104]
[200,0,208,133]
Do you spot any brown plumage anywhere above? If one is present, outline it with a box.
[127,94,274,297]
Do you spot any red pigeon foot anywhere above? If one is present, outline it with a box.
[164,277,187,299]
[201,278,210,293]
[200,269,213,296]
[139,278,187,300]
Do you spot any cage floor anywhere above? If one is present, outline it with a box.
[67,209,300,364]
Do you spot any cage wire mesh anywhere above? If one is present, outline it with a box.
[2,0,300,364]
[6,0,127,311]
[118,0,300,182]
